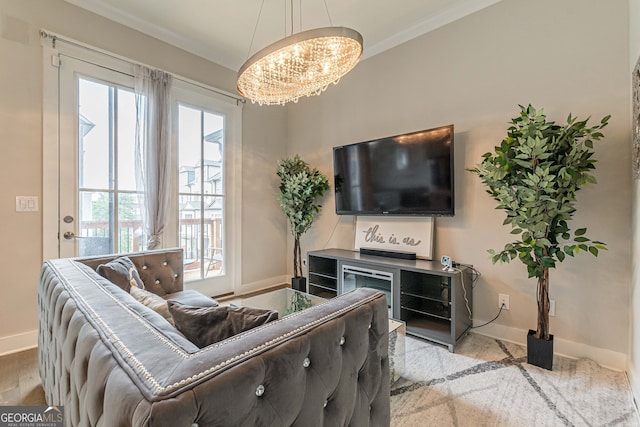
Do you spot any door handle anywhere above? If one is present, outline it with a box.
[63,231,84,240]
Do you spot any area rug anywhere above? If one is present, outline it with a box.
[390,333,638,426]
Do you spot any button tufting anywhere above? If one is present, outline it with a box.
[174,273,179,278]
[155,279,160,285]
[340,336,345,346]
[142,265,148,270]
[163,261,168,266]
[303,357,311,368]
[255,384,265,397]
[323,400,328,408]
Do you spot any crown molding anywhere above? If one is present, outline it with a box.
[63,0,238,70]
[362,0,504,61]
[64,0,504,71]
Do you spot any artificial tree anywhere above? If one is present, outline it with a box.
[276,155,330,287]
[469,105,609,366]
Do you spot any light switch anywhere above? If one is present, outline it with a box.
[16,196,38,212]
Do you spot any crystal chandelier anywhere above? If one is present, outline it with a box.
[237,4,363,106]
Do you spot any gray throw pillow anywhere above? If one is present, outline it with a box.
[165,290,219,308]
[130,286,174,326]
[96,256,145,292]
[168,302,278,348]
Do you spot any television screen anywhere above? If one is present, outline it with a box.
[333,124,454,216]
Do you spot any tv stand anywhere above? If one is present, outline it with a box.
[307,248,472,352]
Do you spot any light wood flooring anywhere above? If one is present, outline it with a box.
[0,347,46,406]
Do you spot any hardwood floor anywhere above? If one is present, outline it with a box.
[0,347,46,406]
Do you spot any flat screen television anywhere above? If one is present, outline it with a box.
[333,124,454,216]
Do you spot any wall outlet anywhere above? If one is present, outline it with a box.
[498,293,510,310]
[549,300,556,317]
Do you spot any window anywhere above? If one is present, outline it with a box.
[77,77,146,256]
[179,105,225,280]
[43,40,242,296]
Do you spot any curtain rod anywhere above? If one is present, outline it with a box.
[39,29,245,104]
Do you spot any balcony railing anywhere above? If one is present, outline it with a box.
[79,218,222,276]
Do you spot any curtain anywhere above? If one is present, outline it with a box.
[134,65,172,249]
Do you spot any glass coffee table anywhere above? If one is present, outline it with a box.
[238,288,326,316]
[234,287,405,384]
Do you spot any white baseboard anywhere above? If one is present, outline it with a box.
[472,321,628,371]
[0,329,38,356]
[237,275,289,295]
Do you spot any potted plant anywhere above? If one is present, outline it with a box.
[469,105,609,370]
[277,155,330,292]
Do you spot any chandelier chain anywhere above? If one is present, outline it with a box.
[323,0,333,27]
[247,0,266,59]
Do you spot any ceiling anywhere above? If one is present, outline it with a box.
[63,0,502,72]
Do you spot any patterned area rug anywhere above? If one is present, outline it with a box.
[391,333,638,426]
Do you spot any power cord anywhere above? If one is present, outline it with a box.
[450,265,504,329]
[471,304,505,329]
[321,215,347,249]
[454,263,482,288]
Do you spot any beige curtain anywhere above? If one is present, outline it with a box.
[134,65,172,249]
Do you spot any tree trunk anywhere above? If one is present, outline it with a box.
[536,267,550,340]
[293,237,302,278]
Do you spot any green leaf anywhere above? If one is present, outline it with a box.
[468,105,609,275]
[540,257,555,268]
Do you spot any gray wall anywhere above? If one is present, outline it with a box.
[287,0,631,367]
[0,0,287,353]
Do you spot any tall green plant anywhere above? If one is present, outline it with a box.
[469,105,609,341]
[277,155,330,278]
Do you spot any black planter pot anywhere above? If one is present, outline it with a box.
[527,329,554,370]
[291,277,307,292]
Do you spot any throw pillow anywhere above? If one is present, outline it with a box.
[165,290,219,308]
[168,302,278,348]
[130,286,174,326]
[96,256,145,292]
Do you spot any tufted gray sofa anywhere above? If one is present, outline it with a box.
[38,248,390,426]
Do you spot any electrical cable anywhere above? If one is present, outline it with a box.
[451,265,503,328]
[471,304,505,329]
[452,267,473,323]
[455,263,482,288]
[321,216,343,249]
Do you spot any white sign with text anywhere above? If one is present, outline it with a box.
[354,216,434,259]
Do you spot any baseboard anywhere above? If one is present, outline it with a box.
[0,329,38,356]
[237,274,290,295]
[472,322,627,371]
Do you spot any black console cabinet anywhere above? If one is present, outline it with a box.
[307,248,473,352]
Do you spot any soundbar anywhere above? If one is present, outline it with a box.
[360,247,417,260]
